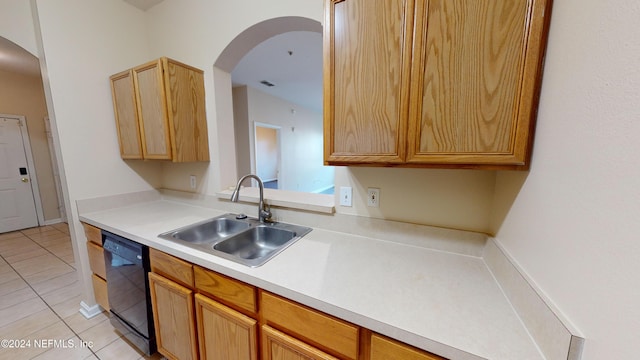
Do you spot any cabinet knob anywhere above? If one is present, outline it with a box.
[21,177,29,183]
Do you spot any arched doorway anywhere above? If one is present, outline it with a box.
[212,16,332,194]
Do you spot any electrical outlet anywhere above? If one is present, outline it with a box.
[339,186,352,207]
[367,188,380,207]
[189,175,197,189]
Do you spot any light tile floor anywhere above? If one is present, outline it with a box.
[0,224,163,360]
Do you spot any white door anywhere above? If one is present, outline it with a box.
[0,117,39,233]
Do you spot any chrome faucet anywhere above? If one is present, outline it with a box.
[230,174,272,223]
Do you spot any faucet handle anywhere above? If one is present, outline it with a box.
[261,203,273,222]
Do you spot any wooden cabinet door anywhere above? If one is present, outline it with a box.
[195,294,258,360]
[110,70,143,159]
[370,333,445,360]
[162,58,209,162]
[406,0,551,169]
[261,325,338,360]
[324,0,415,165]
[133,59,172,160]
[148,272,198,360]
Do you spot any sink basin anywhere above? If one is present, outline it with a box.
[159,215,250,244]
[214,226,295,259]
[158,213,311,267]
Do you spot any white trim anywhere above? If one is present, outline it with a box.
[79,301,103,319]
[0,113,45,227]
[43,218,63,226]
[44,116,66,221]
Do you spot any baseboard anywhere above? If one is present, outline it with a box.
[43,218,63,226]
[79,300,103,319]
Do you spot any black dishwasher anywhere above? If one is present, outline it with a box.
[102,231,156,355]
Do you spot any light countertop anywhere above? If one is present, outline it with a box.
[79,199,542,360]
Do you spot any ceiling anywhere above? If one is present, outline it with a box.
[0,0,322,112]
[231,31,322,113]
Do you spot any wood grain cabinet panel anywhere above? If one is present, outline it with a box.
[133,60,172,160]
[150,248,194,288]
[261,291,359,360]
[370,333,446,360]
[110,70,143,159]
[82,222,102,245]
[110,57,209,162]
[86,241,106,279]
[194,265,257,315]
[148,272,198,360]
[82,223,108,310]
[324,0,414,165]
[262,325,338,360]
[195,294,258,360]
[324,0,552,169]
[91,274,109,311]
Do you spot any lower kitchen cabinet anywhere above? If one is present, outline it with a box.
[262,325,338,360]
[370,333,445,360]
[82,223,109,310]
[148,272,198,360]
[149,249,260,360]
[142,248,446,360]
[195,293,258,359]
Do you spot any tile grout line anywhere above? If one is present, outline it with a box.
[2,226,155,360]
[20,229,77,271]
[0,228,100,359]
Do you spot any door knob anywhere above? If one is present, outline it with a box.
[21,177,29,183]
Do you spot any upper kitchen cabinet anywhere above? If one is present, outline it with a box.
[324,0,552,169]
[110,57,210,162]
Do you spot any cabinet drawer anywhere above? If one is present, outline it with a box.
[262,325,338,360]
[261,291,359,360]
[86,241,106,279]
[194,266,257,315]
[150,248,194,288]
[82,223,102,245]
[370,333,446,360]
[91,274,109,311]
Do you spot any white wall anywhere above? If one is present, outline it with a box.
[244,86,333,193]
[34,0,161,200]
[0,0,38,55]
[29,0,161,307]
[491,0,640,358]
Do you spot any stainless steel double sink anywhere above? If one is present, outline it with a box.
[158,214,312,267]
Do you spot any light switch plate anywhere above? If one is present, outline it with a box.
[339,186,352,207]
